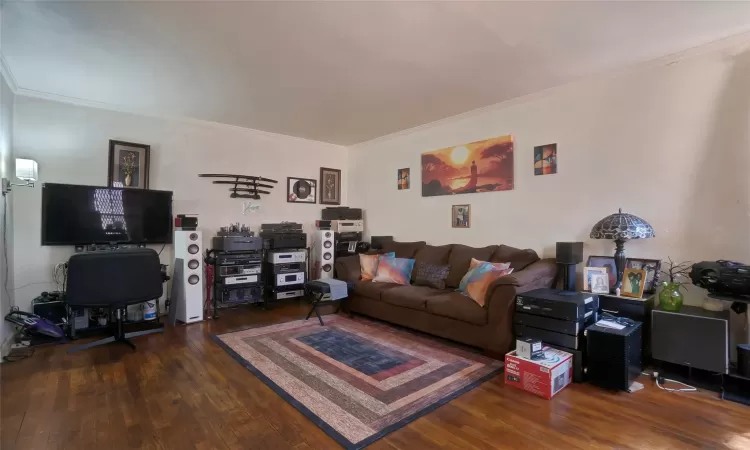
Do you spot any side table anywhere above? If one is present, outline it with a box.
[598,293,655,366]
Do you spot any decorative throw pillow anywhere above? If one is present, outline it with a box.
[372,257,416,285]
[360,252,395,280]
[469,257,511,272]
[413,262,451,290]
[457,262,514,307]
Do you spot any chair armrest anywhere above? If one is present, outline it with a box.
[334,255,361,282]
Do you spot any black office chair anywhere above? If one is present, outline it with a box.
[66,248,164,353]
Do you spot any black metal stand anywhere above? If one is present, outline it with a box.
[67,308,163,353]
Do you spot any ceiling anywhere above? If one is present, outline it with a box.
[4,1,750,145]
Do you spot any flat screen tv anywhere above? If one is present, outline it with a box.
[41,183,173,245]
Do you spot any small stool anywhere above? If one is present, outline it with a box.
[305,280,351,325]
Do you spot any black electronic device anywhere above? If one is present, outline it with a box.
[586,320,642,391]
[41,183,173,245]
[211,236,263,253]
[556,242,583,291]
[261,222,304,233]
[261,233,307,250]
[175,214,198,230]
[217,285,263,305]
[738,344,750,378]
[335,240,370,258]
[322,207,362,220]
[514,311,596,336]
[216,252,262,266]
[218,264,261,277]
[515,289,598,321]
[651,305,729,374]
[690,260,750,298]
[315,220,332,230]
[514,323,584,350]
[370,236,393,250]
[32,295,67,325]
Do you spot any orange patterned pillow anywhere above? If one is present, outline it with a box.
[458,261,514,307]
[359,252,395,280]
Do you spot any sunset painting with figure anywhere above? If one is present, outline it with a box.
[421,135,514,197]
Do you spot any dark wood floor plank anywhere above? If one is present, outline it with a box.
[1,301,748,450]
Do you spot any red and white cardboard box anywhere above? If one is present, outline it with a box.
[504,347,574,399]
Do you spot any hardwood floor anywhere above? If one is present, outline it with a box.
[2,301,748,450]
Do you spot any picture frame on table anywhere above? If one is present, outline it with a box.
[319,167,341,205]
[621,268,647,298]
[589,272,610,294]
[586,255,617,290]
[625,258,661,294]
[108,140,150,189]
[583,267,608,292]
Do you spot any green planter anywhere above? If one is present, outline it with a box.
[659,282,684,311]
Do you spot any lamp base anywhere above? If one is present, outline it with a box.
[613,238,626,292]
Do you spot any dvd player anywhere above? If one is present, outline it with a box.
[514,324,584,350]
[515,289,598,321]
[513,311,598,336]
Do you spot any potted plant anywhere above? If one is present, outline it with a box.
[659,257,690,311]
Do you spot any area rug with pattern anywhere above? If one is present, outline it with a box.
[213,315,504,449]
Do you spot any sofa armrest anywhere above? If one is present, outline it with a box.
[334,255,361,282]
[483,259,558,354]
[490,258,558,293]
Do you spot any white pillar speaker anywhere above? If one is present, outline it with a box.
[172,230,204,324]
[312,230,335,280]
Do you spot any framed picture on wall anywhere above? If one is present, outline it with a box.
[319,167,341,205]
[287,177,317,203]
[452,204,470,228]
[108,140,150,189]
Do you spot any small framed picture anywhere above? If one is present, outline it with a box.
[583,267,608,292]
[586,255,617,290]
[534,143,557,176]
[108,140,150,189]
[452,205,470,228]
[398,168,410,190]
[319,167,341,205]
[590,272,610,294]
[287,177,317,203]
[621,268,647,298]
[625,258,661,294]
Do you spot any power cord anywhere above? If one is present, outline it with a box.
[642,371,697,392]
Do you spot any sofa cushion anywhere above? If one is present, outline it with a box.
[445,244,498,288]
[492,245,539,271]
[414,244,453,266]
[381,241,427,259]
[425,292,489,326]
[353,280,401,300]
[412,262,451,290]
[381,285,442,311]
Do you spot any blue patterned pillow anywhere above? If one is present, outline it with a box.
[372,257,416,285]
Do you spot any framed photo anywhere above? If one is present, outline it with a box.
[452,204,470,228]
[625,258,661,294]
[586,255,617,290]
[398,168,410,190]
[108,140,150,189]
[319,167,341,205]
[534,143,557,176]
[590,272,610,294]
[583,267,608,292]
[287,177,317,203]
[622,268,647,298]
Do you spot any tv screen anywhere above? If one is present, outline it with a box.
[41,183,173,245]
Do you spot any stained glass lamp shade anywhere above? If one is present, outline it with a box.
[590,208,655,291]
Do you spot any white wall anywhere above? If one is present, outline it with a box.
[350,48,750,305]
[1,73,15,349]
[12,96,347,313]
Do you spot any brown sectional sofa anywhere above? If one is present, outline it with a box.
[334,241,557,355]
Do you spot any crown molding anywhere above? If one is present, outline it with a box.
[350,30,750,149]
[0,53,18,94]
[14,86,345,149]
